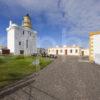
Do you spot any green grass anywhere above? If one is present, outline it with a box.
[0,55,52,88]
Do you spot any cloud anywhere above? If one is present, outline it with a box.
[1,0,100,32]
[0,0,58,12]
[0,0,100,47]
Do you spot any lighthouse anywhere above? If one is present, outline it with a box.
[7,14,37,55]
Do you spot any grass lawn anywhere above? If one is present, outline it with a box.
[0,55,52,89]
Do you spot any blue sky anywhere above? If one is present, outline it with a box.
[0,0,100,48]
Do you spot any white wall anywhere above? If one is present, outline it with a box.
[48,47,90,57]
[48,47,81,56]
[14,27,37,55]
[7,27,15,53]
[94,35,100,64]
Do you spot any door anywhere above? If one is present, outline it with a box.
[65,50,67,55]
[82,51,84,56]
[56,50,58,55]
[20,50,24,54]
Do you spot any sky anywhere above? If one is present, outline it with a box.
[0,0,100,48]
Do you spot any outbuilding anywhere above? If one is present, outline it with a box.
[48,45,89,56]
[89,32,100,64]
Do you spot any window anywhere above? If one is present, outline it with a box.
[26,40,28,48]
[70,49,72,53]
[30,33,31,36]
[19,42,21,45]
[23,31,24,35]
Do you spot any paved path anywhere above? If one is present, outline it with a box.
[1,56,100,100]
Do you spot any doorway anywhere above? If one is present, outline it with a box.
[65,50,67,55]
[56,50,58,55]
[20,50,24,54]
[82,51,84,56]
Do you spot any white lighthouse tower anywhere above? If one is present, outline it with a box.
[7,14,37,55]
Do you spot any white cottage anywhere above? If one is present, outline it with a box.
[7,14,37,55]
[48,45,89,56]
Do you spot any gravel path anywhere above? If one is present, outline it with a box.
[1,56,100,100]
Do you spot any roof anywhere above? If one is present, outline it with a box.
[90,32,100,36]
[48,45,81,49]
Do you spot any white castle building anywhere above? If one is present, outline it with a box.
[7,14,37,55]
[48,45,89,56]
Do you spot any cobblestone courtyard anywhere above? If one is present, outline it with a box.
[1,56,100,100]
